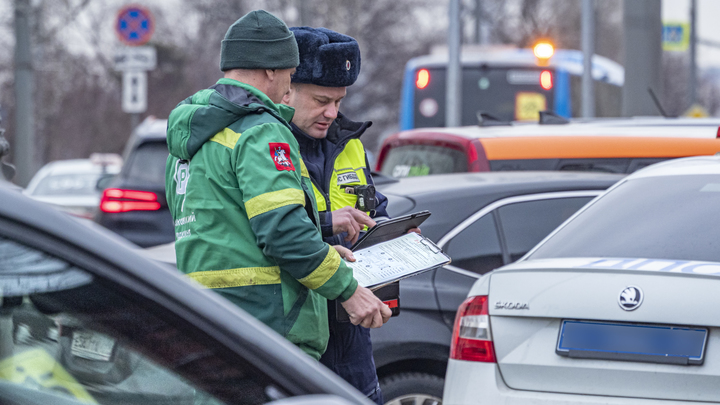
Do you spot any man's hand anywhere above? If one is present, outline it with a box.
[407,227,421,234]
[332,206,376,245]
[340,285,392,328]
[333,245,355,262]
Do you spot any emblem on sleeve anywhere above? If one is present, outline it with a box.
[269,142,295,171]
[174,161,189,195]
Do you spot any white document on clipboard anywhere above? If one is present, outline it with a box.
[344,232,451,289]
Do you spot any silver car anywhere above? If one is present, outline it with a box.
[24,156,121,219]
[444,155,720,404]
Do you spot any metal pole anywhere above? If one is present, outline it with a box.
[621,0,663,117]
[298,0,310,26]
[14,0,36,186]
[475,0,482,44]
[689,0,697,107]
[131,113,140,130]
[446,0,462,127]
[581,0,595,118]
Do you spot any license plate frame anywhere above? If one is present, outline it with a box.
[71,330,116,362]
[556,320,708,365]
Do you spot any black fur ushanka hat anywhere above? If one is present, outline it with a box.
[289,27,361,87]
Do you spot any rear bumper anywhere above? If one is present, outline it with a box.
[443,359,717,405]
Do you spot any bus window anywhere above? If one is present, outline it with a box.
[379,144,468,178]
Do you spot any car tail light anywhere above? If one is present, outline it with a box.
[450,295,496,362]
[100,188,161,213]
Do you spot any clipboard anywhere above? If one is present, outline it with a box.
[336,233,450,322]
[346,232,451,290]
[351,210,431,251]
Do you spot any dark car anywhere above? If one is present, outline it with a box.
[371,171,623,404]
[0,184,372,405]
[95,117,172,247]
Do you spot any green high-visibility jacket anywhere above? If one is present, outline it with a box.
[165,78,358,360]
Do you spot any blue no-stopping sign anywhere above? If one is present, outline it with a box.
[116,5,154,46]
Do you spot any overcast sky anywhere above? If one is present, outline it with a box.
[2,1,720,72]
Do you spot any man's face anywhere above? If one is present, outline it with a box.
[267,68,296,104]
[282,84,346,139]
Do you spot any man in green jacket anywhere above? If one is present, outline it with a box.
[164,10,390,360]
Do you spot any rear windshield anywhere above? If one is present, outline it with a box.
[32,174,100,196]
[528,175,720,263]
[124,141,169,185]
[380,144,467,178]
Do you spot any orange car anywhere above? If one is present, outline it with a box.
[376,117,720,176]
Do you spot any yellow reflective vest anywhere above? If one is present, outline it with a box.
[312,138,370,215]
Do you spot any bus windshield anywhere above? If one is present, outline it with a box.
[413,66,555,128]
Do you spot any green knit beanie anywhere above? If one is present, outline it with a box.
[220,10,300,71]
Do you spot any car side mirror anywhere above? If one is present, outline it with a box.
[96,173,116,191]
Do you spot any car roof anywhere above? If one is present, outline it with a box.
[0,184,369,402]
[120,117,168,161]
[135,117,168,140]
[24,159,121,194]
[380,171,623,245]
[400,118,720,140]
[34,159,121,175]
[623,154,720,179]
[381,171,625,199]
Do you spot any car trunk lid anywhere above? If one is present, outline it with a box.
[488,257,720,402]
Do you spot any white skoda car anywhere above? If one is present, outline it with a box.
[444,155,720,404]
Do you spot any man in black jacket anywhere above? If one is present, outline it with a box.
[282,27,388,404]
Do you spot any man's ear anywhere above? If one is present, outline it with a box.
[282,86,295,105]
[265,69,276,81]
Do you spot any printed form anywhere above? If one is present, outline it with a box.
[345,232,450,288]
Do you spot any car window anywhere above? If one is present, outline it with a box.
[380,144,468,178]
[0,235,285,405]
[32,174,101,196]
[528,175,720,262]
[124,141,169,184]
[497,197,594,262]
[443,214,503,274]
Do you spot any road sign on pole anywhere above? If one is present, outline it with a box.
[114,46,156,71]
[116,5,154,46]
[122,71,147,113]
[662,22,689,51]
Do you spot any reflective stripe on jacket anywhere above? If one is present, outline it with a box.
[164,79,358,360]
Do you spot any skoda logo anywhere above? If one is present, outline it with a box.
[618,286,643,311]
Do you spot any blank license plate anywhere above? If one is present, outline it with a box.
[556,320,708,365]
[71,330,116,361]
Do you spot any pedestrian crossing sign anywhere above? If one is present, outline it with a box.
[663,22,690,52]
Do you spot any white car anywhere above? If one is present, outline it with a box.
[444,155,720,404]
[24,155,121,218]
